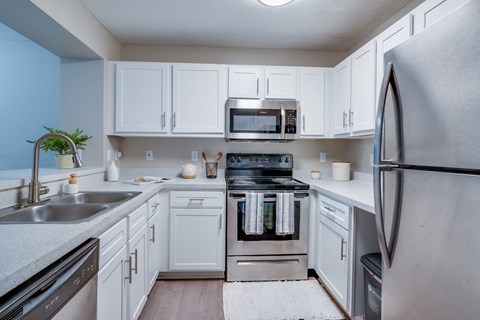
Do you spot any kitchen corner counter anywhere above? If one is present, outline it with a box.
[0,172,226,298]
[294,172,374,214]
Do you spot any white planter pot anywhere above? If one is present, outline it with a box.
[55,154,74,169]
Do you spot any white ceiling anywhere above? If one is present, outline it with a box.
[80,0,415,51]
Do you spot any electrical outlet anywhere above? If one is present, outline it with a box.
[114,149,122,160]
[146,150,153,161]
[320,152,326,163]
[370,154,374,166]
[192,151,199,162]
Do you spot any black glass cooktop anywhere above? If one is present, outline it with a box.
[226,177,309,191]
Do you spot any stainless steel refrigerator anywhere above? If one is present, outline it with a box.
[373,1,480,319]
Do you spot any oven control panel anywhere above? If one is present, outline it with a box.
[227,153,293,169]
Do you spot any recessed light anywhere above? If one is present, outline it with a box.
[258,0,295,7]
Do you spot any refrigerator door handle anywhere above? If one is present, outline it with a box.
[374,62,404,269]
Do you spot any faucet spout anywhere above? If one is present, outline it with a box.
[28,133,83,205]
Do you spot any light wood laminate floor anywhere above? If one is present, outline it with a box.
[140,280,225,320]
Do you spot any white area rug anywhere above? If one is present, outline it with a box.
[223,280,344,320]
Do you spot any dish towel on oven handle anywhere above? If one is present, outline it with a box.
[276,193,295,235]
[244,193,264,235]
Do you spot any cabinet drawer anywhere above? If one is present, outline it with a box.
[318,194,351,230]
[170,191,225,208]
[147,194,161,219]
[98,218,127,268]
[128,203,147,238]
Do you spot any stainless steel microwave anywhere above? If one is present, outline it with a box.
[225,99,300,141]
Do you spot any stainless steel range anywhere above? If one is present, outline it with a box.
[225,153,309,281]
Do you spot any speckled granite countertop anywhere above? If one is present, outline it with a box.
[0,168,373,297]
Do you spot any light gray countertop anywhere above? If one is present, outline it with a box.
[0,168,373,297]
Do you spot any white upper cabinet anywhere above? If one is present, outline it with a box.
[299,68,326,137]
[228,66,263,99]
[375,14,412,95]
[350,39,377,134]
[332,58,351,135]
[172,64,227,134]
[412,0,471,34]
[115,62,170,133]
[228,66,298,100]
[265,67,298,99]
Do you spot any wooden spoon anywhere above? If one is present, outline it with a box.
[214,152,223,163]
[202,152,208,162]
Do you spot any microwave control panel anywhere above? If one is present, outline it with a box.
[285,109,297,134]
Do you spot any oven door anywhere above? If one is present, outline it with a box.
[226,106,284,140]
[227,191,309,256]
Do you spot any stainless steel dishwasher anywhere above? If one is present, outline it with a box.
[0,238,99,320]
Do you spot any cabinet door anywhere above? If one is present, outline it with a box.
[147,212,161,293]
[265,67,298,99]
[115,62,169,133]
[169,208,225,271]
[128,225,148,320]
[172,64,227,134]
[228,66,263,99]
[98,246,128,320]
[412,0,471,34]
[351,39,377,134]
[316,214,350,310]
[376,15,412,95]
[332,58,351,135]
[299,68,326,137]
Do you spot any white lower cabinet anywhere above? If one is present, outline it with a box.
[168,191,226,272]
[147,211,161,291]
[126,204,148,320]
[315,194,353,314]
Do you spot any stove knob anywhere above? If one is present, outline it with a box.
[237,156,242,163]
[284,157,289,163]
[230,156,236,163]
[278,157,283,163]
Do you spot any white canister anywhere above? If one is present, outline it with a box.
[107,162,119,182]
[332,161,351,181]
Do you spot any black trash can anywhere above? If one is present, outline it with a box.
[361,253,382,320]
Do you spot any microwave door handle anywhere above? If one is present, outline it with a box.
[281,108,286,138]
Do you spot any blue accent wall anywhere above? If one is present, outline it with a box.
[0,23,60,169]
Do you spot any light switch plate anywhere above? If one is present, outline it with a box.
[320,152,326,163]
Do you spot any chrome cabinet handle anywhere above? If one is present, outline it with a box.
[342,111,348,128]
[374,62,405,269]
[256,78,259,95]
[162,112,166,128]
[219,215,222,230]
[131,249,138,275]
[267,78,270,95]
[172,112,176,128]
[150,224,156,243]
[151,202,160,210]
[340,239,347,260]
[302,115,306,131]
[324,206,335,213]
[189,198,205,204]
[125,259,132,284]
[349,109,354,126]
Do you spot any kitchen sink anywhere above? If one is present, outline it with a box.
[52,191,141,204]
[0,203,109,223]
[0,191,141,224]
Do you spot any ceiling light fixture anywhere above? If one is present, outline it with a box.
[258,0,295,7]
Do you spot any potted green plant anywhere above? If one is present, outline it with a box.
[27,126,92,169]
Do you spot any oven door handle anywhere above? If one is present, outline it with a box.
[229,192,309,199]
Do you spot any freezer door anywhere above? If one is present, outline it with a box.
[380,169,480,320]
[382,0,480,170]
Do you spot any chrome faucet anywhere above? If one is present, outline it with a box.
[27,133,83,205]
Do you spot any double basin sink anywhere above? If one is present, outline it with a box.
[0,191,141,224]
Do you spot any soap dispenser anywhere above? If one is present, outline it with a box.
[65,173,79,194]
[107,161,119,182]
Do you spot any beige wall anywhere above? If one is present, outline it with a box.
[31,0,121,60]
[344,138,374,173]
[121,44,346,67]
[116,137,364,173]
